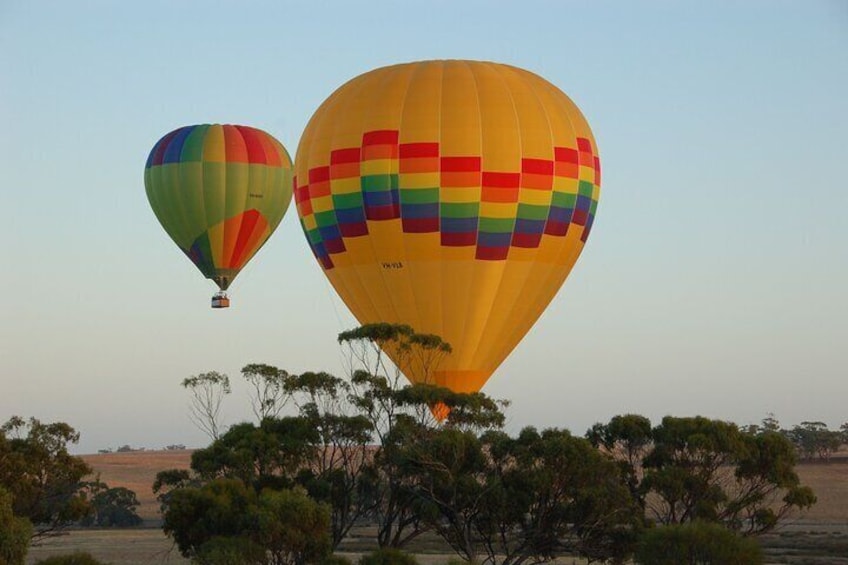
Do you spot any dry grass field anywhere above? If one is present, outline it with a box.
[80,450,194,522]
[23,449,848,564]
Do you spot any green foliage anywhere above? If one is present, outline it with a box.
[32,552,106,565]
[481,427,641,565]
[357,548,419,565]
[256,488,332,565]
[193,536,266,565]
[242,363,291,422]
[635,521,763,564]
[590,415,816,537]
[163,478,258,557]
[0,487,32,565]
[320,556,353,565]
[338,323,416,346]
[190,418,318,489]
[80,482,142,527]
[153,468,198,513]
[0,417,92,541]
[163,479,331,565]
[787,421,843,461]
[388,424,487,561]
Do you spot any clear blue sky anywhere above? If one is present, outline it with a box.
[1,1,846,454]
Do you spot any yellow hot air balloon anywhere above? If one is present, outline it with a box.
[295,60,600,392]
[145,124,293,308]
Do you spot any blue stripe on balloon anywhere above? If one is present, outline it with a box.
[362,190,395,207]
[336,207,366,224]
[401,203,439,219]
[547,206,573,224]
[514,218,545,235]
[441,217,478,233]
[163,126,197,164]
[477,232,512,247]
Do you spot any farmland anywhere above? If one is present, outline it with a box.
[22,449,848,564]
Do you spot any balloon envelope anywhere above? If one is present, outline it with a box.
[295,60,600,392]
[145,124,293,292]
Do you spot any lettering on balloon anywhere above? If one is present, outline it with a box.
[382,261,404,270]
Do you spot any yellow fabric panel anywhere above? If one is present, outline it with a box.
[330,177,361,195]
[441,187,482,203]
[401,173,440,189]
[302,215,317,231]
[311,195,334,213]
[468,258,534,371]
[202,125,226,162]
[475,62,521,172]
[362,64,415,131]
[440,62,482,156]
[399,61,442,143]
[553,176,580,193]
[361,158,398,176]
[479,201,518,219]
[519,189,554,206]
[497,64,554,160]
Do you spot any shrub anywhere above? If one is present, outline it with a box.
[194,536,265,565]
[358,548,419,565]
[635,521,763,565]
[33,553,107,565]
[321,555,354,565]
[0,487,32,565]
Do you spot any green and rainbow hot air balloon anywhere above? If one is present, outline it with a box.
[144,124,293,308]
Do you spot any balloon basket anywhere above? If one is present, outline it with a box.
[211,292,230,309]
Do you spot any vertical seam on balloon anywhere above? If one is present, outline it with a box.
[230,126,250,276]
[195,125,210,278]
[544,78,589,270]
[494,66,560,371]
[183,125,207,276]
[353,67,406,328]
[433,59,445,377]
[169,128,196,264]
[518,74,588,358]
[303,90,366,341]
[502,73,575,355]
[218,125,230,283]
[237,127,270,273]
[308,71,377,326]
[466,63,527,375]
[391,61,424,338]
[332,71,381,324]
[452,59,484,377]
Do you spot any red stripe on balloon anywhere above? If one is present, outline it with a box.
[441,156,481,172]
[363,130,399,146]
[222,125,249,163]
[151,130,180,167]
[400,142,439,158]
[331,148,361,164]
[229,209,261,268]
[235,126,268,164]
[476,246,509,260]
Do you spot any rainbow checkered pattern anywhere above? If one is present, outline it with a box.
[297,130,600,270]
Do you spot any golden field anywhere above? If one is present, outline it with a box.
[23,449,848,565]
